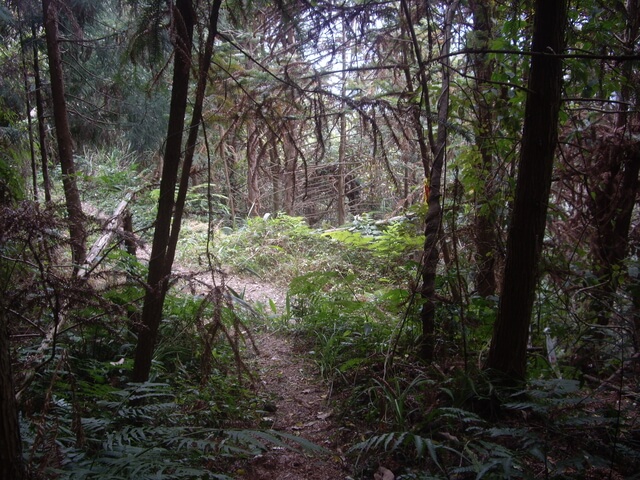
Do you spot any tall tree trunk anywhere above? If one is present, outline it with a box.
[19,28,38,201]
[247,120,261,216]
[132,0,223,383]
[589,138,640,328]
[589,0,640,328]
[0,310,25,480]
[486,0,568,383]
[403,0,457,361]
[42,0,86,270]
[132,0,196,383]
[337,22,348,225]
[283,131,297,215]
[470,0,497,298]
[33,21,52,203]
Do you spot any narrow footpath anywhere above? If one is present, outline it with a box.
[225,276,352,479]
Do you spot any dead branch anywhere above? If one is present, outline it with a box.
[15,191,135,403]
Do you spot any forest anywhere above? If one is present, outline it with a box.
[0,0,639,478]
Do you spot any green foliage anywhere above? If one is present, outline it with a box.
[22,380,323,479]
[14,278,326,477]
[215,214,423,289]
[287,271,383,382]
[0,150,25,204]
[367,375,434,431]
[324,214,424,262]
[185,185,229,219]
[351,373,640,479]
[216,215,350,283]
[2,2,638,478]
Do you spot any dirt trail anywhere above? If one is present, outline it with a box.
[214,275,352,479]
[140,249,354,477]
[239,331,350,479]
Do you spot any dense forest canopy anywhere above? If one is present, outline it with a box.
[0,0,639,478]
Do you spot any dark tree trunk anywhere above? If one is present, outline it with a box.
[247,120,261,216]
[589,0,639,328]
[486,0,568,383]
[42,0,86,270]
[33,21,52,203]
[165,0,223,291]
[399,0,439,361]
[20,28,38,201]
[132,0,222,383]
[415,1,457,361]
[0,310,25,480]
[590,139,640,326]
[470,0,497,298]
[132,0,195,383]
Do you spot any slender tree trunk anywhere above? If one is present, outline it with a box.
[42,0,86,270]
[398,0,436,360]
[414,1,457,361]
[132,0,223,383]
[247,121,261,216]
[33,22,52,203]
[283,132,297,215]
[219,126,237,223]
[0,310,25,480]
[166,0,223,273]
[337,22,348,225]
[19,28,38,201]
[589,0,640,328]
[132,0,195,383]
[486,0,568,383]
[470,0,497,298]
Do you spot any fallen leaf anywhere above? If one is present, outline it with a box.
[374,466,395,480]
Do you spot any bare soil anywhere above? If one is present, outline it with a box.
[236,331,351,479]
[145,243,356,478]
[215,275,354,479]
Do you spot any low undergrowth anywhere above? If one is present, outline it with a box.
[4,205,639,479]
[13,278,323,479]
[239,216,640,479]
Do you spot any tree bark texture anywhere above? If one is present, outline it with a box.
[589,137,640,326]
[132,0,195,383]
[417,1,457,361]
[247,120,261,215]
[0,310,25,480]
[133,0,223,383]
[33,21,52,203]
[589,0,639,327]
[470,0,497,298]
[487,0,568,382]
[42,0,86,270]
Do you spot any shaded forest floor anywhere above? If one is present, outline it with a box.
[236,329,350,479]
[197,273,355,479]
[142,241,355,477]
